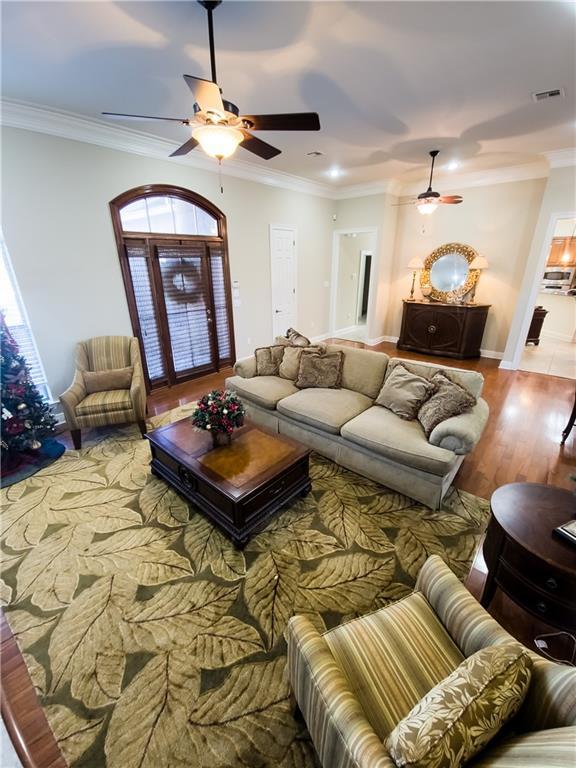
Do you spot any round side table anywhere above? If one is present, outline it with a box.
[481,483,576,631]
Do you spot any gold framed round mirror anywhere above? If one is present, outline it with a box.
[420,242,480,303]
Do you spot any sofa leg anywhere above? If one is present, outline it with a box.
[138,419,147,438]
[71,429,82,450]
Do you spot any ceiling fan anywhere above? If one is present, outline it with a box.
[396,150,463,215]
[102,0,320,162]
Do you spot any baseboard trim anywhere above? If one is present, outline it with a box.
[479,349,504,360]
[498,360,516,370]
[541,331,574,343]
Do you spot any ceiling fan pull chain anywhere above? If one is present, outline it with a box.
[218,158,224,194]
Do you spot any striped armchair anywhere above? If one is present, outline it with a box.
[287,556,576,768]
[59,336,147,449]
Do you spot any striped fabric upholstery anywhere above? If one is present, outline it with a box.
[287,556,576,768]
[470,726,576,767]
[59,336,146,432]
[286,616,395,768]
[324,592,464,738]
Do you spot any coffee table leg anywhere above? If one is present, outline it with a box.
[300,481,312,497]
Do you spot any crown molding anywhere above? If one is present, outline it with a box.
[398,161,549,196]
[332,179,401,200]
[0,99,334,199]
[543,148,576,168]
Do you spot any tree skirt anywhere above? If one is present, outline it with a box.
[0,405,490,768]
[1,438,66,487]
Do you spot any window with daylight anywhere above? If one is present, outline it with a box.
[110,185,235,388]
[0,237,52,401]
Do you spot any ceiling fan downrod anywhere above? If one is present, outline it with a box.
[198,0,222,85]
[427,149,439,193]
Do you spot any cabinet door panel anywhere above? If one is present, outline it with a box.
[403,305,436,349]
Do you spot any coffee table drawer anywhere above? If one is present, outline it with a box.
[496,560,576,631]
[241,462,307,520]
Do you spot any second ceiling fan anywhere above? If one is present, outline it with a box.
[396,150,464,215]
[102,0,320,162]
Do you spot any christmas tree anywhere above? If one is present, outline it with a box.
[1,312,56,466]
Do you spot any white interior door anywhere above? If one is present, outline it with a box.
[270,226,297,338]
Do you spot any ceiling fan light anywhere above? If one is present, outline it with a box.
[417,199,439,215]
[192,124,243,159]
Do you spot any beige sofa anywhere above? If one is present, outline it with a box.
[225,344,489,509]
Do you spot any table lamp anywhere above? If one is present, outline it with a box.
[407,256,425,301]
[468,255,489,303]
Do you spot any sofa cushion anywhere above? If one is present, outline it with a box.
[254,345,285,376]
[418,372,477,437]
[386,358,484,399]
[386,644,532,768]
[325,344,389,399]
[376,364,436,420]
[470,726,576,767]
[324,592,465,740]
[277,388,372,434]
[225,375,298,410]
[296,351,344,389]
[76,390,133,416]
[83,366,133,394]
[341,406,457,475]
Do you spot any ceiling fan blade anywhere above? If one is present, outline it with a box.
[241,112,320,131]
[102,112,190,124]
[439,195,463,204]
[169,137,199,157]
[183,75,224,114]
[240,131,281,159]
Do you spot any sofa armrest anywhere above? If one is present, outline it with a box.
[428,398,489,454]
[233,357,257,378]
[519,656,576,730]
[59,370,86,430]
[286,616,394,768]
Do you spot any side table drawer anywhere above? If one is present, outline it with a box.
[496,561,576,631]
[501,540,576,601]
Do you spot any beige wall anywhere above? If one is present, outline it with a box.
[390,178,546,353]
[335,232,374,329]
[2,127,334,398]
[537,292,576,342]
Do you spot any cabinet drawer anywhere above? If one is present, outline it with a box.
[501,541,576,602]
[496,561,576,631]
[241,462,306,520]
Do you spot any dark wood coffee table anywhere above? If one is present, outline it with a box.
[146,419,311,547]
[481,483,576,632]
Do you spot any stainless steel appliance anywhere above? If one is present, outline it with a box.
[541,266,575,294]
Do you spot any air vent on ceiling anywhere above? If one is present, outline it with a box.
[307,151,324,157]
[532,88,565,102]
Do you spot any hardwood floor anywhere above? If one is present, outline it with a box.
[2,343,574,767]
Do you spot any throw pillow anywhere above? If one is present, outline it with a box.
[286,327,312,347]
[254,345,285,376]
[296,351,344,389]
[376,364,437,420]
[279,345,324,380]
[84,366,133,394]
[386,644,532,768]
[418,372,477,437]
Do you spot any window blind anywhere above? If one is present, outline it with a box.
[209,245,232,362]
[126,244,166,381]
[0,238,52,401]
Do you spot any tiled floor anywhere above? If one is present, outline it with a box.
[519,336,576,379]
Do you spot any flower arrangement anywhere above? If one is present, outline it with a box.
[192,389,245,445]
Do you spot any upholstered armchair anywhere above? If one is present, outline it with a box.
[59,336,147,449]
[287,556,576,768]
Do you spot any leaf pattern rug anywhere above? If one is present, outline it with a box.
[1,405,490,768]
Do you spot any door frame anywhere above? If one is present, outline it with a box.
[501,209,576,370]
[269,224,298,339]
[355,249,373,324]
[330,228,379,337]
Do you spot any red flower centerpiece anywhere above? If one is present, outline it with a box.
[191,389,245,448]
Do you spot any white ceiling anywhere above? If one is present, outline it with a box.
[2,1,575,188]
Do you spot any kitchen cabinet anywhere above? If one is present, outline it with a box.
[546,237,576,267]
[397,301,490,359]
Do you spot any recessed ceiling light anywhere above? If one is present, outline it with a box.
[447,160,460,171]
[327,168,342,179]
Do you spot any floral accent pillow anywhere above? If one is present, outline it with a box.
[254,345,285,376]
[295,351,344,389]
[385,644,532,768]
[279,345,324,380]
[418,372,476,437]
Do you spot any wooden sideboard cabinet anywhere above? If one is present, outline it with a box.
[397,300,490,359]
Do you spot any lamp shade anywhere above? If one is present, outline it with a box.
[192,124,243,160]
[470,255,489,270]
[407,256,425,269]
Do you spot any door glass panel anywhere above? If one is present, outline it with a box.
[145,197,175,234]
[126,245,166,380]
[158,246,213,373]
[120,199,150,232]
[209,246,232,361]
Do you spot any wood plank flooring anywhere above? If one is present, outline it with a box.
[2,341,574,767]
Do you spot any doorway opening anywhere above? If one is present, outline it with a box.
[331,230,377,343]
[518,216,576,378]
[270,226,297,339]
[110,185,235,389]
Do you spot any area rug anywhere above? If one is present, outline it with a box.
[1,437,66,487]
[0,405,490,768]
